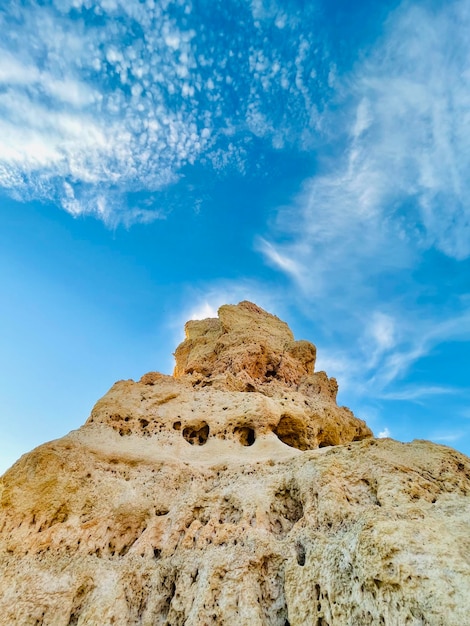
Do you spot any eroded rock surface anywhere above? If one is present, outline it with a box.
[173,301,317,389]
[0,302,469,625]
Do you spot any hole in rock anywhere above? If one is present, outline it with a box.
[317,429,337,448]
[279,490,303,523]
[219,499,242,524]
[193,506,210,525]
[269,486,304,537]
[155,508,169,516]
[273,414,308,450]
[139,418,149,429]
[234,426,256,446]
[159,577,177,620]
[183,422,209,445]
[296,542,306,566]
[118,544,130,557]
[173,421,181,430]
[68,582,92,626]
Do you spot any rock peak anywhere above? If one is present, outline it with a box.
[87,300,371,451]
[174,300,317,390]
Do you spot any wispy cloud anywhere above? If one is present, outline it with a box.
[431,431,466,444]
[370,310,470,390]
[378,386,457,403]
[0,0,331,223]
[315,308,470,400]
[260,0,470,286]
[256,238,306,283]
[258,0,470,398]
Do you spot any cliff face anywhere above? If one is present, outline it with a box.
[0,302,469,626]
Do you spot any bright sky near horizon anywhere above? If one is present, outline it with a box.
[1,0,470,474]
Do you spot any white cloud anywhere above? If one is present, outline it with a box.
[0,53,39,85]
[257,0,470,398]
[261,0,470,286]
[0,3,207,221]
[354,0,470,261]
[366,312,397,368]
[258,158,412,302]
[377,427,391,438]
[0,0,330,224]
[378,386,457,402]
[431,431,465,444]
[314,350,357,393]
[256,238,305,283]
[188,302,219,321]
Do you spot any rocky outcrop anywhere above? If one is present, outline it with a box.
[173,301,317,389]
[88,302,371,452]
[0,302,469,625]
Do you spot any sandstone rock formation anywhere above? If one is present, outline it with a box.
[0,301,469,625]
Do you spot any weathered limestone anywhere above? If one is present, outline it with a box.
[173,301,317,389]
[0,301,469,625]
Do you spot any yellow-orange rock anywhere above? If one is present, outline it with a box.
[0,302,469,625]
[173,301,317,389]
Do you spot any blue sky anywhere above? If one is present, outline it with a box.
[1,0,470,473]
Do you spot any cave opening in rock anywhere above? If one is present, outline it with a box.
[234,426,256,446]
[182,422,210,445]
[273,414,308,450]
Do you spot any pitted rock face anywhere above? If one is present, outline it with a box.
[86,301,371,452]
[173,301,317,388]
[1,301,469,626]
